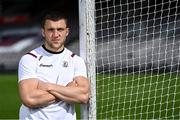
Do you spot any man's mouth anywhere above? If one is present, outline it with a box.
[52,39,59,42]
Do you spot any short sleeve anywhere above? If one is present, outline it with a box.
[73,56,87,78]
[18,54,38,82]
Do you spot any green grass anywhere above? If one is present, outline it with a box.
[0,73,179,119]
[96,73,180,119]
[0,73,20,119]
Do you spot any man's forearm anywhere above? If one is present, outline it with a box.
[25,90,57,108]
[49,90,79,104]
[19,79,57,108]
[37,77,90,104]
[46,82,89,104]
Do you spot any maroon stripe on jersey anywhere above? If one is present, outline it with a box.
[71,53,75,57]
[26,52,37,58]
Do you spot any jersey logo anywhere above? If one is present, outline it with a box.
[39,63,53,67]
[63,61,68,67]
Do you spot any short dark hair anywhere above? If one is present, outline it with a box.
[41,10,68,28]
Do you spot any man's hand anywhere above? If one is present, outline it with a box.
[66,80,78,87]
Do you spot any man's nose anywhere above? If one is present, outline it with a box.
[52,30,59,37]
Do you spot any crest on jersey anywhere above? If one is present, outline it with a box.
[63,61,68,67]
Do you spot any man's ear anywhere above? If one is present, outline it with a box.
[66,28,69,36]
[41,28,45,37]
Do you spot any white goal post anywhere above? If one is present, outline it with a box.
[79,0,96,120]
[79,0,180,119]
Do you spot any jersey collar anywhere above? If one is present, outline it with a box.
[42,44,65,54]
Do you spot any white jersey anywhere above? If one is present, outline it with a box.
[18,45,87,120]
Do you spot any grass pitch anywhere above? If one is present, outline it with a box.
[0,73,20,119]
[0,73,179,119]
[96,73,180,119]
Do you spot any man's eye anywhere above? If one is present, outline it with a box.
[57,28,65,32]
[47,28,54,31]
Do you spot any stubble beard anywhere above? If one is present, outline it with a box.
[45,40,64,52]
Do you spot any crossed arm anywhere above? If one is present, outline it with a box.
[18,76,90,108]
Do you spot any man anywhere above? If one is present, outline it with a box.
[18,11,90,120]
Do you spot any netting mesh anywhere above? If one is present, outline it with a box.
[95,0,180,119]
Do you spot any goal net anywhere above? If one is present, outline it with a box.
[95,0,180,119]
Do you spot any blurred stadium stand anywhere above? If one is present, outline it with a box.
[0,0,79,72]
[95,0,180,73]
